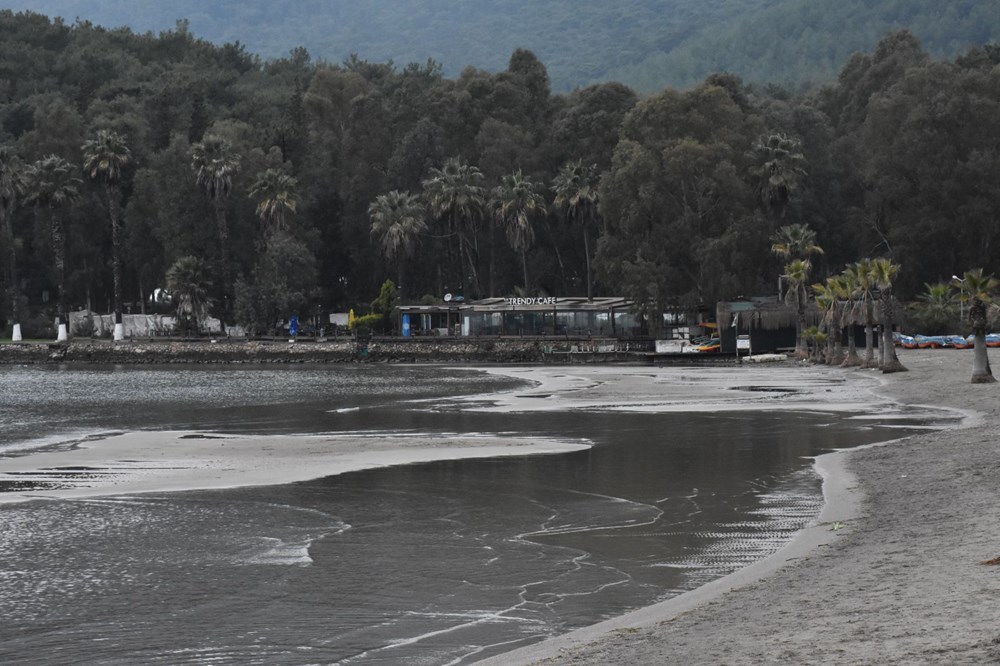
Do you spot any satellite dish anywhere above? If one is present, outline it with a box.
[444,293,452,302]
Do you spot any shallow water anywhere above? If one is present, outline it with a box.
[0,365,944,665]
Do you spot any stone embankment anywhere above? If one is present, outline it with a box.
[0,338,642,364]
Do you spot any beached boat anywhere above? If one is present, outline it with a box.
[916,335,948,349]
[987,333,1000,348]
[896,334,917,349]
[948,335,973,349]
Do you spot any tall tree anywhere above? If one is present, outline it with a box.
[82,129,131,341]
[813,279,842,365]
[748,133,807,219]
[368,190,427,298]
[782,258,812,357]
[249,168,299,236]
[422,157,485,298]
[552,160,600,301]
[770,223,823,262]
[871,257,907,373]
[0,147,25,341]
[850,258,879,368]
[833,271,861,367]
[953,269,998,384]
[494,170,546,293]
[24,155,82,341]
[191,135,241,320]
[772,224,822,357]
[165,255,213,336]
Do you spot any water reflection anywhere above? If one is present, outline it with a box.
[0,365,945,665]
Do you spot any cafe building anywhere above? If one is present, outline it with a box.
[397,296,643,337]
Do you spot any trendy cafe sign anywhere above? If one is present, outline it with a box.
[504,297,559,305]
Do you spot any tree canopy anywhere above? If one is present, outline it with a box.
[0,14,998,338]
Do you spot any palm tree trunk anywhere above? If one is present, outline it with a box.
[108,183,124,341]
[970,301,995,383]
[51,206,69,341]
[583,225,593,302]
[454,211,467,298]
[488,222,496,298]
[2,208,21,340]
[543,215,566,291]
[521,249,529,294]
[464,233,481,298]
[795,287,807,357]
[214,199,230,327]
[862,304,876,367]
[880,291,907,373]
[829,315,844,365]
[842,323,860,367]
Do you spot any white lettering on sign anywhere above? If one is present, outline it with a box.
[505,297,558,306]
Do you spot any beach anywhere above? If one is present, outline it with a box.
[0,352,987,664]
[481,349,1000,665]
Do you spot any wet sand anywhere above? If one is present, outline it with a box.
[482,349,1000,665]
[5,354,990,664]
[0,361,885,505]
[0,432,590,504]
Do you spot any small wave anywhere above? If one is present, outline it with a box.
[242,537,314,566]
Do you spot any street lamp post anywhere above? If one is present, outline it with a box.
[952,275,965,324]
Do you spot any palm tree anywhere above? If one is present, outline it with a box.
[166,255,213,336]
[838,266,862,367]
[953,269,999,383]
[494,170,546,293]
[82,129,131,341]
[249,168,299,236]
[783,258,812,357]
[813,280,841,365]
[422,157,485,298]
[771,223,823,262]
[24,156,81,341]
[851,258,879,368]
[872,257,907,373]
[191,136,241,318]
[552,160,600,301]
[0,147,24,340]
[368,190,427,298]
[748,133,807,218]
[915,282,955,334]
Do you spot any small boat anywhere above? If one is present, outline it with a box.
[897,334,918,349]
[949,335,974,349]
[916,335,948,349]
[696,338,721,353]
[987,333,1000,348]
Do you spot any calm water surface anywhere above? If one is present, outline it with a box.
[0,365,941,665]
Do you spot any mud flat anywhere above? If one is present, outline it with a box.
[480,349,1000,665]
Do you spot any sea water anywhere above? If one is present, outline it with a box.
[0,365,943,665]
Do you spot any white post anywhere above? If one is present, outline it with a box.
[57,323,68,342]
[113,323,124,341]
[11,323,22,341]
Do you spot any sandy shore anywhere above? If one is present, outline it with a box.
[5,353,994,663]
[481,349,1000,665]
[0,432,590,504]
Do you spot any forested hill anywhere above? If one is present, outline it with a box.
[4,0,999,91]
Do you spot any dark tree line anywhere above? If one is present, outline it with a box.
[0,11,998,338]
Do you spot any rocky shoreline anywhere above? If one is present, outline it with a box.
[0,338,646,365]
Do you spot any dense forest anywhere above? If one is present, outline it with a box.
[1,10,1000,339]
[4,0,998,91]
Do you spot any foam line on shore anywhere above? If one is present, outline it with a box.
[475,360,977,666]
